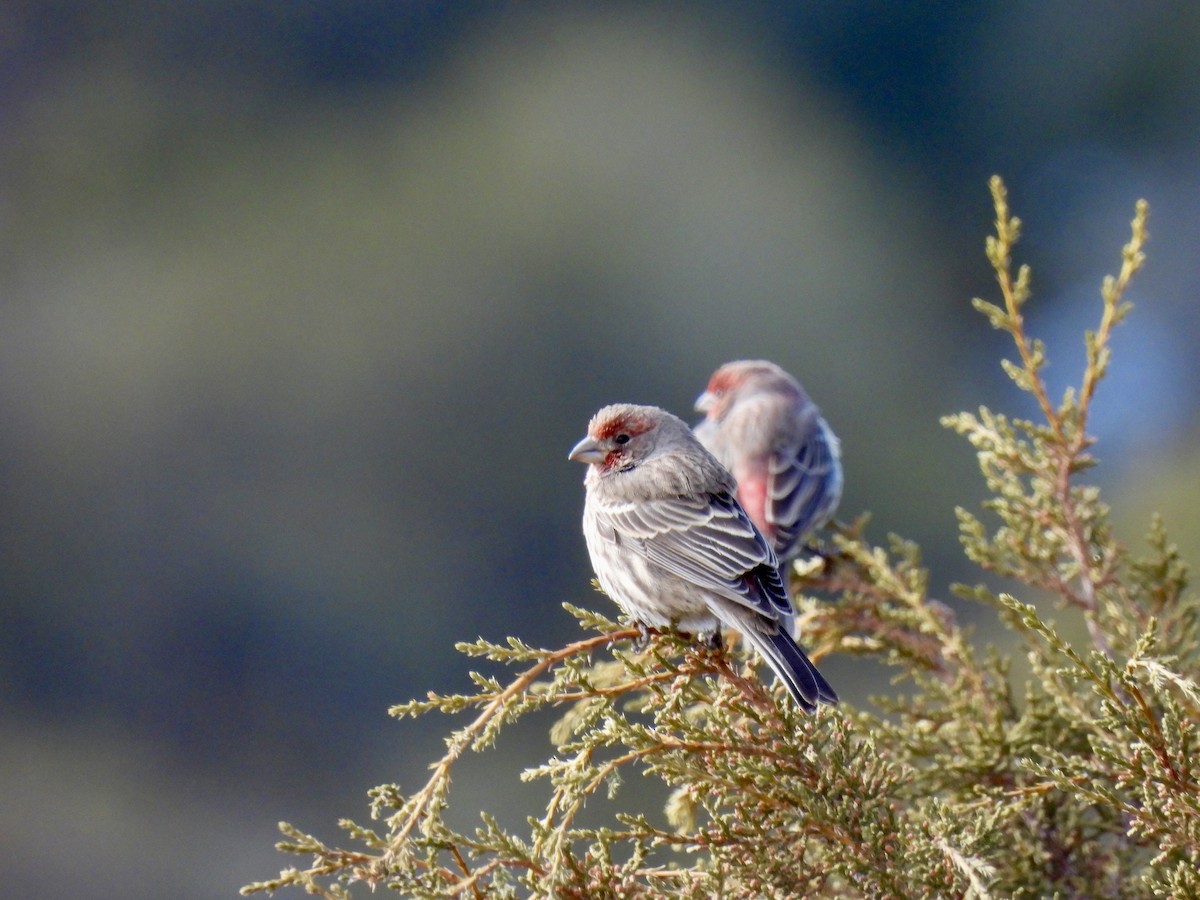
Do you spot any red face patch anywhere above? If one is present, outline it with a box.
[706,366,742,395]
[591,411,655,441]
[710,361,768,401]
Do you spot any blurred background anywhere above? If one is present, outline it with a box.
[2,3,1198,896]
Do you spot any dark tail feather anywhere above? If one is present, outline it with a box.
[743,626,838,713]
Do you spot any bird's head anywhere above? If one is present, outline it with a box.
[694,359,801,421]
[569,404,671,474]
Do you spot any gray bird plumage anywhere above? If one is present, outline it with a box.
[570,403,837,712]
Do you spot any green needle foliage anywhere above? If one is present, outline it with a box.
[243,178,1200,898]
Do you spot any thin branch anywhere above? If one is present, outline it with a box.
[988,175,1063,440]
[375,627,639,878]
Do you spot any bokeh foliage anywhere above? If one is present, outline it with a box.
[244,180,1200,897]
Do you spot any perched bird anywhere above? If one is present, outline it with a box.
[569,403,837,712]
[695,360,842,567]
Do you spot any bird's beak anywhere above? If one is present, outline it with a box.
[568,435,606,464]
[694,391,716,414]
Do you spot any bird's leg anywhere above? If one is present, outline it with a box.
[631,620,653,652]
[699,628,724,653]
[799,544,836,577]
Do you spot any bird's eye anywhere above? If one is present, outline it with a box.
[614,434,630,445]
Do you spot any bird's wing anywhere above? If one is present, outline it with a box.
[767,417,842,557]
[593,491,792,623]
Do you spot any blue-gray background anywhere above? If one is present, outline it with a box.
[3,4,1198,896]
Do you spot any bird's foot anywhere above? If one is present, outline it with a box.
[798,543,836,578]
[631,620,653,652]
[699,629,724,653]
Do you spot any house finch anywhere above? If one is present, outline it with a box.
[694,360,842,566]
[569,403,837,712]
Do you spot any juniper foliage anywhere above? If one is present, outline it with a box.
[243,178,1200,898]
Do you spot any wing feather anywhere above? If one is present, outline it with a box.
[767,417,842,557]
[592,492,792,622]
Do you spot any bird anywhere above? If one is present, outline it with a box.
[694,360,842,570]
[569,402,837,712]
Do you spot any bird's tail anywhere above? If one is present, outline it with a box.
[739,624,838,713]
